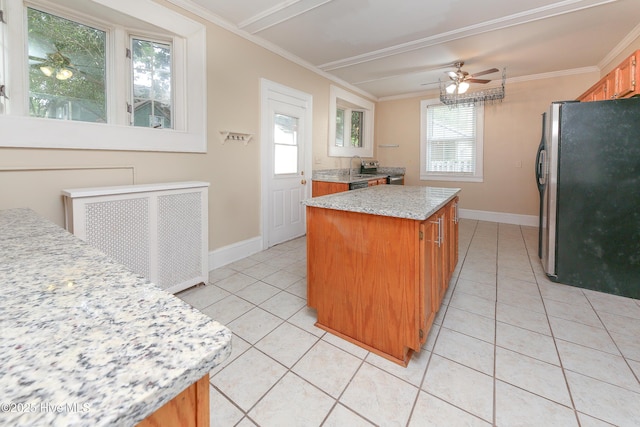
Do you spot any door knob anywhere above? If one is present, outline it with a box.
[301,179,307,185]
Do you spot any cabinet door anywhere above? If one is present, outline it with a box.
[577,88,594,102]
[616,54,636,98]
[591,79,608,101]
[419,220,437,345]
[424,213,445,312]
[446,198,459,279]
[436,211,448,301]
[312,181,349,196]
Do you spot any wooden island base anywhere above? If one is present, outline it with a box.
[306,196,458,367]
[137,374,209,427]
[315,322,416,366]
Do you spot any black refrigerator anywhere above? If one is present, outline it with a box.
[536,98,640,299]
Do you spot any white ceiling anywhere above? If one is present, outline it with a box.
[173,0,640,99]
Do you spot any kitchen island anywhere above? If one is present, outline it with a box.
[303,186,460,366]
[0,208,231,426]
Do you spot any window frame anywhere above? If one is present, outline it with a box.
[328,85,374,157]
[0,0,206,153]
[420,98,484,182]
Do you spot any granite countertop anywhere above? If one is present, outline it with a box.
[0,208,232,427]
[312,167,405,184]
[302,185,461,220]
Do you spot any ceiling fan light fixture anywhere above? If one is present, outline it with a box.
[446,83,457,94]
[56,68,73,80]
[40,65,54,77]
[458,82,470,94]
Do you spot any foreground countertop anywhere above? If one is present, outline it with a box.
[0,208,232,427]
[302,185,461,220]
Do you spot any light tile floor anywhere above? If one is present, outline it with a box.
[177,220,640,426]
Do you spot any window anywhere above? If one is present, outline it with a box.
[420,99,484,182]
[273,113,299,175]
[328,85,374,157]
[131,37,172,128]
[27,7,107,123]
[335,107,363,148]
[0,0,206,152]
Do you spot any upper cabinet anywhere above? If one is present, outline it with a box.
[578,50,638,102]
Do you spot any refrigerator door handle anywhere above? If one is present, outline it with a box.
[536,145,546,187]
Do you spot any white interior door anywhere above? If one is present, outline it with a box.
[261,80,312,248]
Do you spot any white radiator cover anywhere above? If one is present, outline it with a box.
[62,182,209,294]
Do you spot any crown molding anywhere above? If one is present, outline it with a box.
[318,0,616,72]
[598,21,640,70]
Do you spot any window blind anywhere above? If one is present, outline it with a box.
[426,104,476,174]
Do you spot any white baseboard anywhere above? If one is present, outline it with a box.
[459,208,538,227]
[209,236,263,270]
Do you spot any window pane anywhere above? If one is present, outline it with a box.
[335,108,345,147]
[351,110,363,147]
[132,38,172,128]
[274,113,298,175]
[426,104,476,173]
[27,8,106,122]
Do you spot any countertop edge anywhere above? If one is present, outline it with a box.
[303,186,461,220]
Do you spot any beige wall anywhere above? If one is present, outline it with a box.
[374,73,597,217]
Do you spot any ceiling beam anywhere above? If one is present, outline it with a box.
[319,0,617,71]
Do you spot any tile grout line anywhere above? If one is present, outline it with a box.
[519,224,582,426]
[492,223,500,427]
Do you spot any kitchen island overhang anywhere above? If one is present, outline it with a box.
[0,208,231,426]
[303,185,461,366]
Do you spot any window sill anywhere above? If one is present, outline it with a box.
[420,174,483,183]
[0,115,207,153]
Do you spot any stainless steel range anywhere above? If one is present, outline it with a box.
[360,160,405,185]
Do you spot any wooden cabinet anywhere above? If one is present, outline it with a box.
[312,181,349,196]
[419,218,439,346]
[582,75,611,101]
[368,177,387,186]
[616,54,636,98]
[313,177,385,195]
[578,50,638,101]
[446,198,459,278]
[137,374,209,427]
[306,196,458,366]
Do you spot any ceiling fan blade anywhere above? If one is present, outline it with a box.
[29,55,47,62]
[470,68,499,78]
[446,71,458,79]
[466,78,491,84]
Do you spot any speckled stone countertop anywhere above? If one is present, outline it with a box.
[0,208,232,427]
[312,167,405,183]
[302,185,461,220]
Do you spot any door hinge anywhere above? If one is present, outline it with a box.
[0,10,5,24]
[0,85,8,99]
[125,48,131,59]
[419,230,424,240]
[126,102,132,113]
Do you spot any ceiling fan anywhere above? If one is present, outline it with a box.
[444,61,499,95]
[29,43,78,81]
